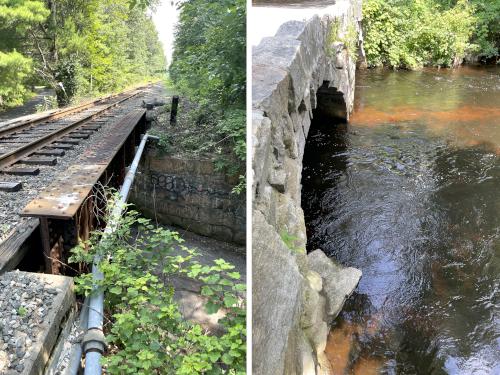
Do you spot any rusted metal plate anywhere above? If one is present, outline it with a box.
[22,164,107,219]
[21,109,145,219]
[79,109,145,164]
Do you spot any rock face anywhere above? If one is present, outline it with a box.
[252,3,363,374]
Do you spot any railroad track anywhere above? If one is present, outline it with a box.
[0,88,145,191]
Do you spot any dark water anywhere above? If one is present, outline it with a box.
[302,66,500,374]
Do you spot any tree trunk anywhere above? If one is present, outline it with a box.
[47,0,58,63]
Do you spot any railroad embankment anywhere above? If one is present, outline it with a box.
[132,95,246,247]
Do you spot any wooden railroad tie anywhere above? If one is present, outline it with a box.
[68,133,90,139]
[82,125,102,131]
[0,182,22,192]
[1,167,40,176]
[21,157,57,166]
[68,133,89,139]
[46,143,73,150]
[34,149,65,157]
[58,139,80,145]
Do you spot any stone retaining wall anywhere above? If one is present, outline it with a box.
[131,151,245,245]
[252,2,363,374]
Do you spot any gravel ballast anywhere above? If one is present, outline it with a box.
[0,271,74,374]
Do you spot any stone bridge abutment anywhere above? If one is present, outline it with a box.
[252,2,363,374]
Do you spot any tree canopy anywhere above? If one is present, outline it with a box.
[0,0,166,109]
[170,0,245,107]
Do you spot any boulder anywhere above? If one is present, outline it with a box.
[308,249,362,323]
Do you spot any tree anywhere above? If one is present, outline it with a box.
[169,0,246,191]
[469,0,500,60]
[0,0,49,108]
[0,0,166,108]
[170,0,246,106]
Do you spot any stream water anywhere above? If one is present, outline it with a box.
[302,66,500,374]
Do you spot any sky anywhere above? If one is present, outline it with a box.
[250,1,350,46]
[151,1,180,65]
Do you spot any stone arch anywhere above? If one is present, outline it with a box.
[315,80,348,122]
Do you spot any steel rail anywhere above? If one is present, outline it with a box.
[0,91,140,171]
[0,84,149,139]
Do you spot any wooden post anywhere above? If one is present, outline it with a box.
[170,95,179,125]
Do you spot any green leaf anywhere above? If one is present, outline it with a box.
[109,286,122,295]
[223,295,238,308]
[205,301,220,315]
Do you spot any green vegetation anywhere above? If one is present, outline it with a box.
[280,231,305,255]
[70,207,246,374]
[470,0,500,59]
[168,0,246,192]
[0,0,165,109]
[328,20,358,62]
[362,0,499,69]
[17,306,27,317]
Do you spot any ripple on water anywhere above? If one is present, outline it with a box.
[302,66,500,374]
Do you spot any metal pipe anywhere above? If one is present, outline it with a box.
[66,298,89,375]
[83,134,153,375]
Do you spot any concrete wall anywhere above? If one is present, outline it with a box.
[131,150,245,245]
[252,3,363,374]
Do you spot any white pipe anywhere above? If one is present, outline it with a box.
[83,133,154,375]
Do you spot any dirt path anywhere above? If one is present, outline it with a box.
[159,223,245,333]
[0,88,55,122]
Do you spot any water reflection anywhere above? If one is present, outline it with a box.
[302,66,500,374]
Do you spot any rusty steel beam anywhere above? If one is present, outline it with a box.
[22,109,146,219]
[21,109,146,274]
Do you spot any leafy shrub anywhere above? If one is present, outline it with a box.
[70,207,246,374]
[0,51,32,109]
[168,0,246,193]
[35,95,58,112]
[469,0,500,60]
[214,108,246,174]
[328,20,359,62]
[169,0,245,107]
[363,0,476,68]
[55,59,81,106]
